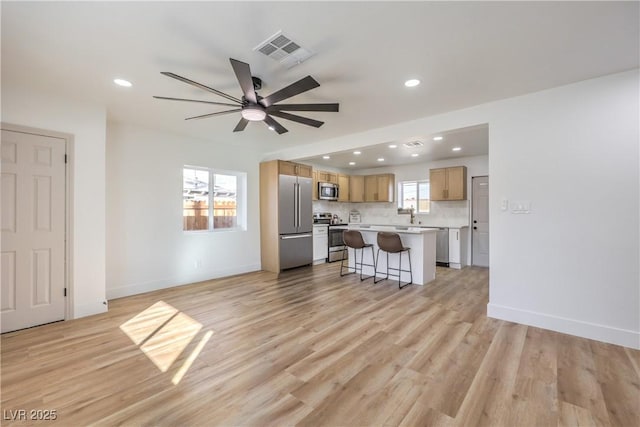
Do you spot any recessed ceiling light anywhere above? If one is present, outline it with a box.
[322,155,330,159]
[113,78,132,87]
[404,79,420,88]
[388,144,397,149]
[411,153,419,157]
[268,126,275,131]
[377,158,384,162]
[349,162,356,166]
[433,136,443,141]
[353,151,361,155]
[452,147,462,151]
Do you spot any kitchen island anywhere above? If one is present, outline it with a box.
[334,224,438,285]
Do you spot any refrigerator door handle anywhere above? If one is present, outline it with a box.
[280,234,313,239]
[293,183,298,228]
[297,182,301,230]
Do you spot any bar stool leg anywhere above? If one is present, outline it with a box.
[398,251,402,288]
[398,249,413,289]
[368,246,377,281]
[374,249,382,283]
[339,245,348,276]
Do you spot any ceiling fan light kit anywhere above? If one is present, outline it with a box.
[155,58,339,135]
[241,105,266,121]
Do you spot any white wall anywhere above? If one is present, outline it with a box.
[268,69,640,349]
[487,70,639,349]
[105,122,262,299]
[2,84,108,318]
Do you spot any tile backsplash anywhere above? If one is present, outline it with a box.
[312,200,470,227]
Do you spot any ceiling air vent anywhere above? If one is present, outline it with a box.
[403,141,424,148]
[254,31,314,69]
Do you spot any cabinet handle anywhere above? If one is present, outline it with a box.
[456,231,459,240]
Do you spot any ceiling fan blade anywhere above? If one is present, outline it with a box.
[233,118,249,132]
[263,115,288,134]
[260,76,320,107]
[161,72,242,104]
[229,59,257,104]
[153,96,239,107]
[267,103,339,112]
[185,109,242,121]
[269,111,324,128]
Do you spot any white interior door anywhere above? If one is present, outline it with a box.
[472,176,489,267]
[1,129,66,332]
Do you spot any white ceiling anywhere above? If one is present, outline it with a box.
[2,2,638,154]
[300,124,488,170]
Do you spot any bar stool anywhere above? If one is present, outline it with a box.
[340,230,376,281]
[374,232,413,289]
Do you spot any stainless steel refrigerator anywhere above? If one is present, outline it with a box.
[278,174,313,269]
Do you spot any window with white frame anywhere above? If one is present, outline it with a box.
[398,180,430,213]
[182,166,247,231]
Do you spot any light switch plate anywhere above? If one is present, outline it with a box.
[511,200,531,214]
[501,198,508,211]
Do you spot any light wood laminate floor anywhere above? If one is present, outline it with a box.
[2,264,639,426]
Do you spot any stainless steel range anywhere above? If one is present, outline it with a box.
[313,212,347,262]
[328,226,347,262]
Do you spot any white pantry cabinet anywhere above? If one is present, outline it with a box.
[448,227,469,269]
[313,225,328,263]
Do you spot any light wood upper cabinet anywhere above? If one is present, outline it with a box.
[279,160,312,178]
[349,175,365,202]
[364,174,394,202]
[312,170,319,201]
[429,166,467,201]
[447,166,466,200]
[337,174,350,202]
[317,171,338,183]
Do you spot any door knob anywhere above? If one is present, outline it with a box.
[473,220,477,223]
[473,226,477,230]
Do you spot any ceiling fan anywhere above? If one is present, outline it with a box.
[154,58,339,135]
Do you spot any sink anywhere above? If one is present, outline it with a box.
[395,226,409,231]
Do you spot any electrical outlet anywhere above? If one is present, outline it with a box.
[194,260,202,269]
[501,198,508,211]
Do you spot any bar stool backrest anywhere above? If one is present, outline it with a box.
[343,230,366,249]
[377,232,404,253]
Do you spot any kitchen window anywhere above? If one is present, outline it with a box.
[183,166,247,232]
[398,180,430,213]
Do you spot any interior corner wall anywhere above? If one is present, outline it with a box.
[1,85,108,318]
[486,69,639,349]
[105,122,262,299]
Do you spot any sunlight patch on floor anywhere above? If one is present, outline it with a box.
[120,301,210,375]
[172,330,213,384]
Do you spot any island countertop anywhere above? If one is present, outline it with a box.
[343,223,469,229]
[332,224,439,234]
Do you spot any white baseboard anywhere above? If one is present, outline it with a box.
[487,303,640,350]
[106,264,261,300]
[73,300,108,319]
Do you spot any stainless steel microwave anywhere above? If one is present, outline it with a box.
[318,182,339,201]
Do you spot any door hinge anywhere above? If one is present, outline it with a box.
[64,288,67,297]
[64,154,68,164]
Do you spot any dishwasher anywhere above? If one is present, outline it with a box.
[435,228,449,267]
